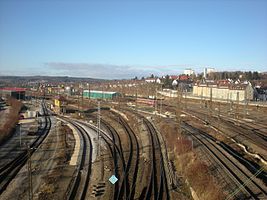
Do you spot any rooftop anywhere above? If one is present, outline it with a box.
[0,87,27,92]
[83,90,117,94]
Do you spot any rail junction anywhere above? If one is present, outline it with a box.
[0,98,266,200]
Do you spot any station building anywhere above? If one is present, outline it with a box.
[0,87,26,100]
[83,90,120,99]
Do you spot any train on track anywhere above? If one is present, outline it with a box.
[126,96,164,107]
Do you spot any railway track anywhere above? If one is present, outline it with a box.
[182,103,267,137]
[143,118,170,200]
[162,102,267,196]
[220,117,267,141]
[78,117,125,200]
[182,122,267,199]
[182,109,267,180]
[120,107,170,200]
[185,108,267,152]
[69,106,172,199]
[62,119,93,200]
[114,113,140,200]
[87,111,140,200]
[99,118,126,200]
[0,101,51,195]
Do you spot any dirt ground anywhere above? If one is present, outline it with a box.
[1,117,76,200]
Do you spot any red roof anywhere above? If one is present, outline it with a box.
[169,75,179,80]
[0,87,26,92]
[217,80,230,85]
[179,75,190,80]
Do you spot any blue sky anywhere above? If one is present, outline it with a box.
[0,0,266,79]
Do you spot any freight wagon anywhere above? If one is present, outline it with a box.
[136,97,156,106]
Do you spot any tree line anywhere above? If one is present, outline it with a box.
[204,71,263,81]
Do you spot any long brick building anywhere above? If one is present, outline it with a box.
[192,80,254,101]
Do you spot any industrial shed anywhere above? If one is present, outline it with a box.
[0,87,26,100]
[83,90,120,99]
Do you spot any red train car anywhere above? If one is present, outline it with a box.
[136,97,156,106]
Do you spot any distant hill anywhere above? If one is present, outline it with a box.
[0,75,105,87]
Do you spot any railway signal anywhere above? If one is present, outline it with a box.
[160,83,163,117]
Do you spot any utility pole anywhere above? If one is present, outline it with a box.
[27,147,33,200]
[184,88,187,110]
[160,83,163,117]
[177,87,182,134]
[19,124,21,147]
[236,92,239,118]
[43,85,45,100]
[135,85,137,110]
[209,87,213,122]
[243,89,248,118]
[201,87,204,108]
[218,102,221,132]
[179,88,182,133]
[229,92,233,115]
[236,92,239,125]
[31,91,33,105]
[77,94,80,115]
[81,86,84,115]
[86,83,90,100]
[97,101,101,156]
[155,86,158,114]
[77,84,81,116]
[35,91,37,107]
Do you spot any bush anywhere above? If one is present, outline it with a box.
[0,98,22,144]
[158,119,226,200]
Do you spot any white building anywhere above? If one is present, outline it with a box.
[159,89,178,97]
[193,81,254,101]
[145,78,161,84]
[184,69,195,76]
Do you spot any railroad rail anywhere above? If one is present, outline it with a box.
[88,112,140,200]
[143,118,170,200]
[62,119,93,200]
[182,108,267,183]
[76,117,125,200]
[0,101,51,195]
[185,108,267,152]
[119,107,171,200]
[112,113,140,200]
[98,119,126,200]
[183,122,267,199]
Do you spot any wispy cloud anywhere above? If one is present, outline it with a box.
[44,62,187,79]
